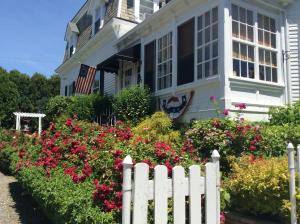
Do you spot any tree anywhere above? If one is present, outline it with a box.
[0,75,20,128]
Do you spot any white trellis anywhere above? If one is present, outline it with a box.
[13,112,46,136]
[122,150,221,224]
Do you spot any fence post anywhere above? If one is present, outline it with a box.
[288,143,297,224]
[212,150,221,224]
[122,155,133,224]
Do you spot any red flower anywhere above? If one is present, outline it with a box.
[112,150,123,158]
[82,162,93,177]
[210,96,216,101]
[65,118,73,127]
[249,145,256,151]
[223,109,229,116]
[234,103,246,110]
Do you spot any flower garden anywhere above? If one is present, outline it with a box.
[1,86,300,223]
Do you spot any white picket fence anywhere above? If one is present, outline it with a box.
[122,150,221,224]
[288,143,299,224]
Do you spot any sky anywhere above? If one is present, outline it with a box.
[0,0,86,77]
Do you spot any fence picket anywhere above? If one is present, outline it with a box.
[173,166,186,224]
[189,165,202,224]
[133,163,150,224]
[154,165,169,224]
[205,163,217,224]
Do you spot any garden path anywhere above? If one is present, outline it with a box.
[0,171,51,224]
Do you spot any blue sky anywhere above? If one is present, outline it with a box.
[0,0,86,77]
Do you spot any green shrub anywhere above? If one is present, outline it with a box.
[112,85,154,125]
[269,102,300,125]
[133,112,182,146]
[45,94,111,125]
[224,156,289,221]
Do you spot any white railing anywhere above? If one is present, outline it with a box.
[288,143,299,224]
[122,150,221,224]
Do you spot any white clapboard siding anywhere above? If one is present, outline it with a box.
[287,0,300,104]
[122,150,220,224]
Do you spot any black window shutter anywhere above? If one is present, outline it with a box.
[177,18,195,85]
[144,41,156,92]
[65,86,68,96]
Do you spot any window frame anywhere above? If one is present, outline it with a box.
[156,31,173,91]
[230,1,281,84]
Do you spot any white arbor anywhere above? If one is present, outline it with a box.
[13,112,46,136]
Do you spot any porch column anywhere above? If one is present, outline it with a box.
[38,117,42,136]
[153,0,159,12]
[17,115,21,131]
[134,0,140,21]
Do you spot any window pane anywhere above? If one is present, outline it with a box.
[259,49,264,64]
[248,46,254,62]
[247,26,254,42]
[233,41,239,58]
[240,7,246,23]
[212,24,218,40]
[248,63,255,79]
[264,32,270,46]
[212,7,218,23]
[233,59,240,76]
[205,45,210,60]
[258,30,264,45]
[271,34,276,48]
[212,59,218,75]
[240,44,247,60]
[232,4,239,21]
[272,68,277,82]
[198,31,203,46]
[259,66,265,80]
[258,14,263,29]
[213,42,218,58]
[205,61,211,77]
[197,64,203,79]
[272,52,277,67]
[205,11,210,27]
[241,61,247,77]
[205,27,210,43]
[265,51,271,65]
[247,10,253,25]
[232,21,239,38]
[270,18,276,32]
[240,24,246,40]
[198,16,203,31]
[198,48,203,63]
[264,16,270,31]
[266,67,271,81]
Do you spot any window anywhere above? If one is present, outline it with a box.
[157,32,172,90]
[94,7,101,34]
[69,46,74,57]
[232,5,254,42]
[259,49,277,82]
[124,69,132,87]
[127,0,134,9]
[64,86,68,96]
[232,41,255,78]
[231,4,278,83]
[177,18,195,85]
[93,71,100,93]
[197,7,219,79]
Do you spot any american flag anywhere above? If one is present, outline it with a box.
[75,64,97,94]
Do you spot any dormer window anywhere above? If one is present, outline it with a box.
[94,7,101,34]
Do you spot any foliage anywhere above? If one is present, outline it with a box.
[0,67,60,129]
[133,112,182,146]
[269,102,300,125]
[45,94,112,125]
[0,118,201,223]
[112,85,154,125]
[224,156,289,221]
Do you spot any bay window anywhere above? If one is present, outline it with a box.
[157,32,172,90]
[231,4,278,83]
[197,7,219,79]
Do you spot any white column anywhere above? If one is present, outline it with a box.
[15,115,18,131]
[17,115,21,131]
[287,143,297,224]
[122,155,133,224]
[38,117,42,136]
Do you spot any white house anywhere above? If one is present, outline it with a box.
[55,0,300,122]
